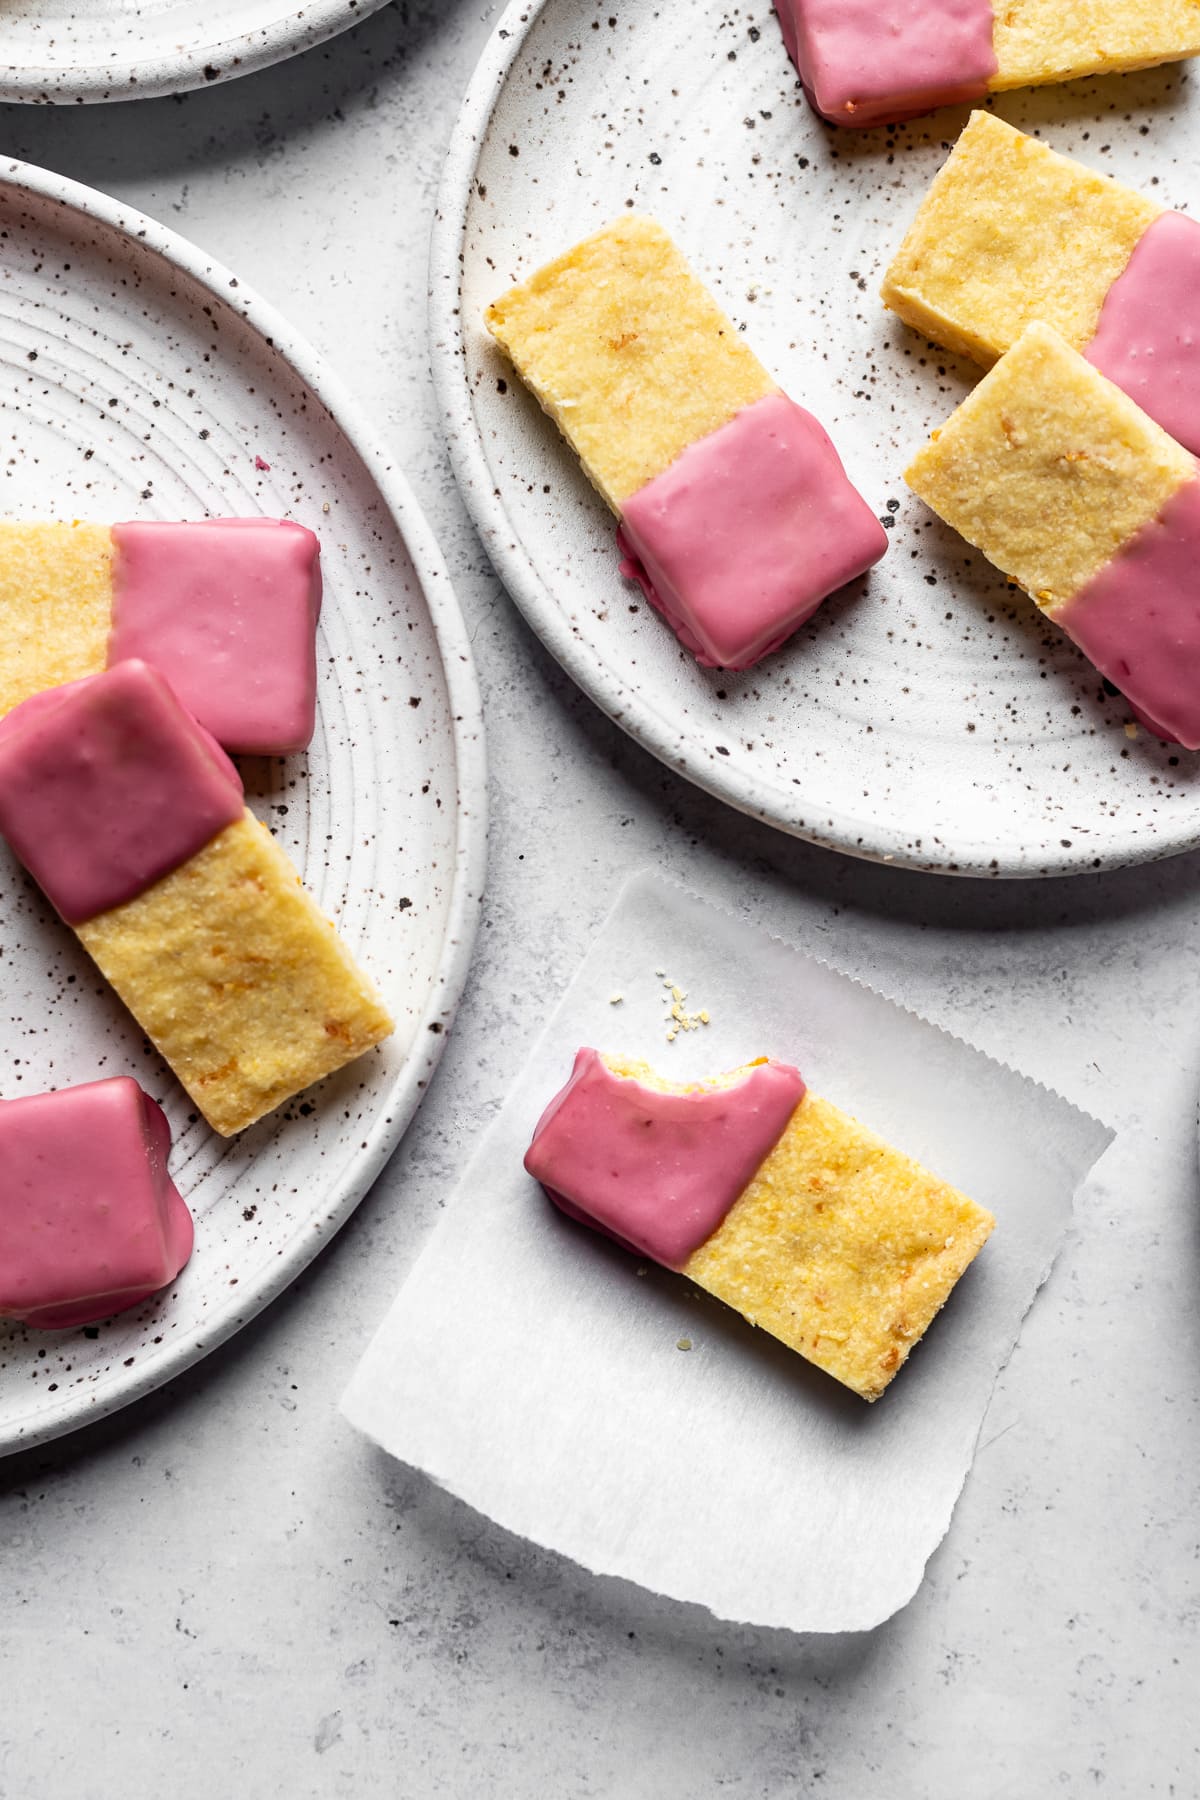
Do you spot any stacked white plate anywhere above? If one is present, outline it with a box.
[0,0,392,102]
[0,160,486,1453]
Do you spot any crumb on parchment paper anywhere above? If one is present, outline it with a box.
[661,973,710,1044]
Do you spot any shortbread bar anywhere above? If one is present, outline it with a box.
[775,0,1200,128]
[0,1077,193,1330]
[883,113,1200,454]
[906,322,1200,747]
[0,517,322,753]
[0,661,393,1135]
[486,217,887,669]
[525,1049,994,1401]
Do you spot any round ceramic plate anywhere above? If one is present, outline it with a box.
[0,0,392,103]
[433,0,1200,877]
[0,158,486,1455]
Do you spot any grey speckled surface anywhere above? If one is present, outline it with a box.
[1,5,1198,1795]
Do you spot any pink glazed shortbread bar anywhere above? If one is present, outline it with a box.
[0,661,393,1135]
[0,1076,193,1330]
[883,113,1200,458]
[525,1050,994,1402]
[906,322,1200,748]
[486,217,887,671]
[774,0,1200,128]
[0,518,322,754]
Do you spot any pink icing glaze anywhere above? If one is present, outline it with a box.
[1056,474,1200,750]
[0,659,244,924]
[523,1048,806,1270]
[774,0,997,128]
[617,392,888,670]
[0,1076,193,1330]
[109,519,323,755]
[1085,211,1200,459]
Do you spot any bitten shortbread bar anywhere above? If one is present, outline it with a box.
[774,0,1200,129]
[525,1049,994,1401]
[486,216,887,670]
[906,322,1200,748]
[883,113,1200,456]
[0,661,393,1135]
[0,1077,194,1330]
[0,517,322,754]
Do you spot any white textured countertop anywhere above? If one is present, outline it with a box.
[1,6,1197,1794]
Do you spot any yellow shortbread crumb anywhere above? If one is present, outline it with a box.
[905,322,1195,611]
[485,216,777,512]
[660,973,711,1043]
[0,522,112,718]
[991,0,1200,91]
[603,1057,993,1402]
[78,811,394,1136]
[882,113,1161,368]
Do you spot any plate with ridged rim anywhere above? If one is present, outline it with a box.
[0,0,392,104]
[0,156,487,1455]
[432,0,1200,878]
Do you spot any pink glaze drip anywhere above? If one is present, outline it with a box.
[773,0,997,128]
[617,392,888,670]
[1056,474,1200,750]
[109,519,323,755]
[0,1076,193,1330]
[523,1049,806,1270]
[0,659,244,924]
[1085,211,1200,459]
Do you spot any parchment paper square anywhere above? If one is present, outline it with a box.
[343,873,1114,1631]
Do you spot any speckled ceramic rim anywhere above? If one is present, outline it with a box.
[0,0,393,105]
[432,0,1199,881]
[0,155,488,1457]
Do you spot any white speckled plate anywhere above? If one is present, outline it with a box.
[0,158,486,1455]
[433,0,1200,877]
[0,0,392,104]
